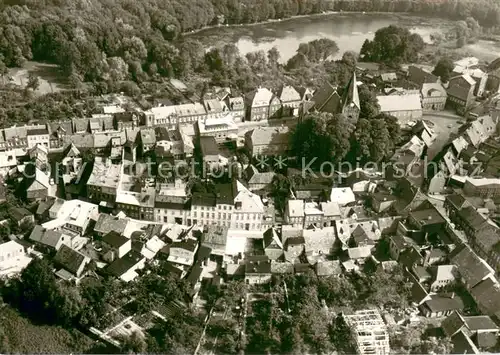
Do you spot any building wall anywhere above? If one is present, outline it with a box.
[422,96,447,110]
[384,109,423,123]
[154,206,188,224]
[464,181,500,198]
[245,274,272,285]
[249,106,268,121]
[27,134,50,149]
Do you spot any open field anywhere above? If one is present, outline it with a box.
[6,61,68,95]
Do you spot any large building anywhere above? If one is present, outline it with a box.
[447,74,476,115]
[245,126,290,157]
[376,93,422,124]
[197,114,238,143]
[246,87,281,121]
[344,309,390,355]
[87,157,122,204]
[421,83,447,111]
[190,180,265,232]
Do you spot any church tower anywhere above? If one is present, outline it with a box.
[342,71,360,124]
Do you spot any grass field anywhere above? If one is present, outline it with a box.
[6,61,67,96]
[0,306,96,353]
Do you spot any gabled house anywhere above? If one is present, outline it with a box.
[168,238,198,267]
[105,249,146,282]
[449,244,495,289]
[199,136,229,167]
[245,87,280,121]
[0,240,31,277]
[376,93,423,124]
[421,82,447,111]
[245,165,275,193]
[29,225,73,251]
[8,207,34,227]
[420,293,465,318]
[263,228,284,261]
[245,255,271,285]
[101,231,132,263]
[470,277,500,319]
[53,244,91,279]
[277,85,301,117]
[442,311,499,350]
[407,65,439,87]
[429,265,458,292]
[447,74,476,114]
[244,126,289,157]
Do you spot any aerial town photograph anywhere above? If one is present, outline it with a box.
[1,0,500,354]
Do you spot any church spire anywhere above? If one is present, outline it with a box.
[344,71,360,110]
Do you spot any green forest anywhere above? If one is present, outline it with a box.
[0,0,499,85]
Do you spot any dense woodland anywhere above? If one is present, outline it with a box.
[0,0,499,87]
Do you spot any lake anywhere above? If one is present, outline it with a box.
[189,13,450,62]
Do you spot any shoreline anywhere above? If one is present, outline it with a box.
[183,11,445,37]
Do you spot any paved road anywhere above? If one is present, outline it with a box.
[422,110,463,160]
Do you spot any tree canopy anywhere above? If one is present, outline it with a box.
[291,112,353,168]
[360,25,425,66]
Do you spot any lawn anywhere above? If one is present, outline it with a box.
[0,306,96,353]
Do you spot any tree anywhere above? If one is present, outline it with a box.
[0,224,10,241]
[359,25,424,66]
[433,57,454,82]
[26,73,40,91]
[380,113,401,146]
[369,118,391,161]
[291,112,352,167]
[341,50,358,67]
[267,46,280,68]
[120,331,147,354]
[318,276,357,308]
[358,85,380,119]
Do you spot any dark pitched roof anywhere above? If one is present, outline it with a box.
[442,311,466,336]
[186,262,203,286]
[102,231,129,248]
[310,82,341,113]
[407,65,439,86]
[245,255,271,274]
[449,244,492,288]
[463,315,499,332]
[470,277,500,316]
[8,207,33,221]
[53,244,89,276]
[457,206,490,231]
[424,294,465,313]
[199,136,220,156]
[451,330,479,355]
[94,214,128,235]
[192,192,216,207]
[342,71,360,110]
[472,332,498,349]
[215,183,236,205]
[106,249,144,277]
[446,193,471,210]
[447,75,475,101]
